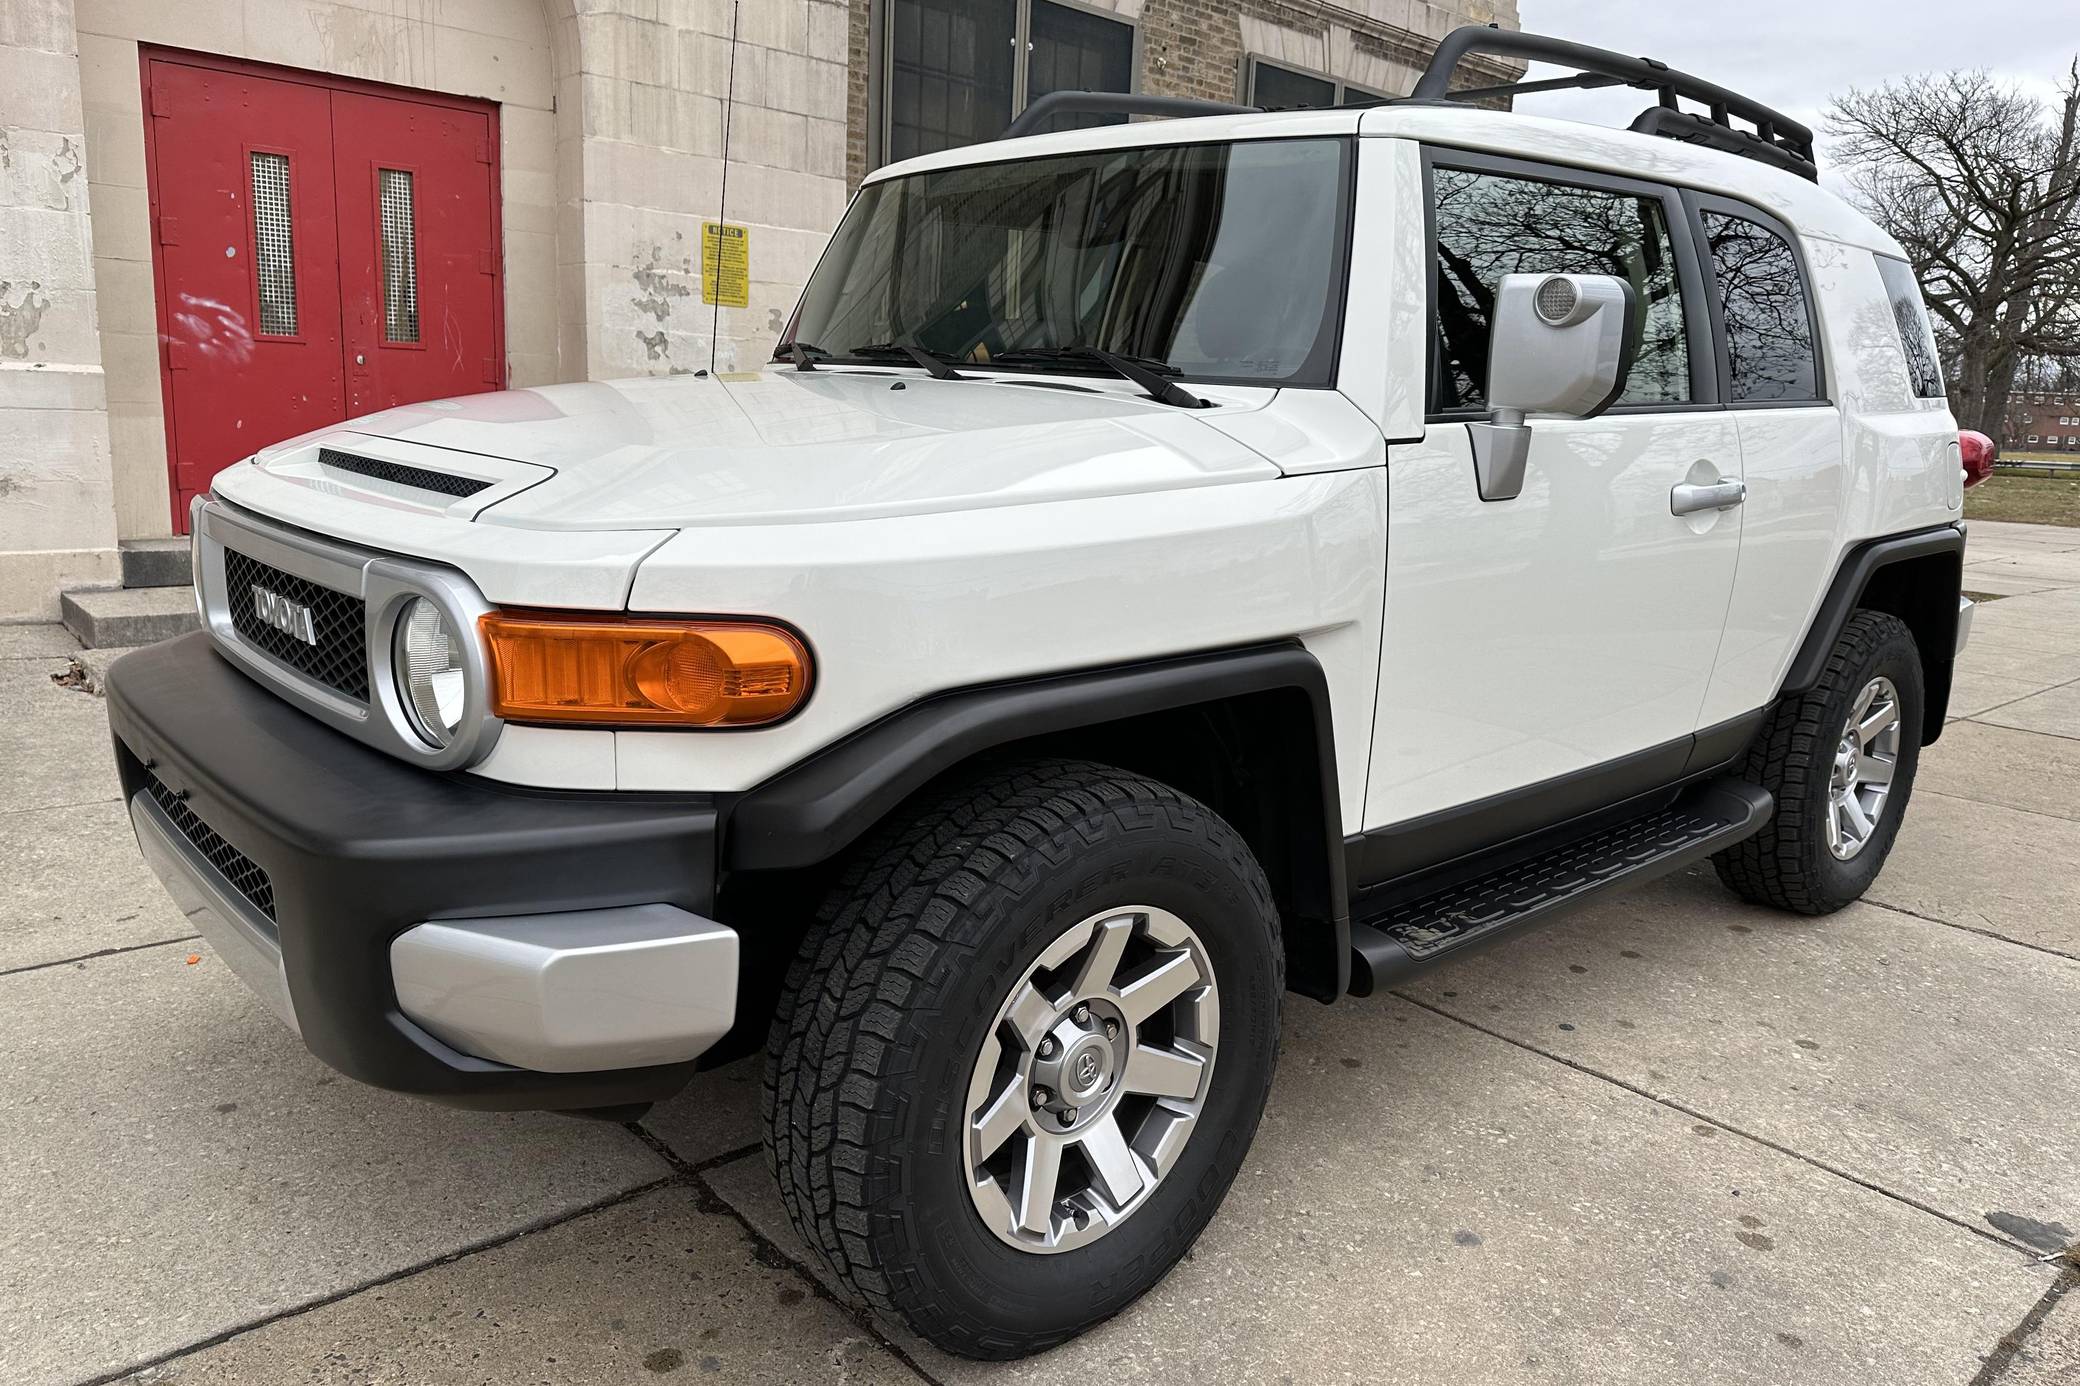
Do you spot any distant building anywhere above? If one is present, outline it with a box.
[0,0,1519,620]
[2000,394,2080,455]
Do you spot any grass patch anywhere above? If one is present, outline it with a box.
[1961,590,2010,603]
[1965,474,2080,527]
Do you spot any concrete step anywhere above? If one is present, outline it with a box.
[119,537,191,589]
[59,585,198,648]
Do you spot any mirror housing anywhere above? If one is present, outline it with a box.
[1468,273,1639,501]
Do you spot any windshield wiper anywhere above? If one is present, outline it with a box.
[775,340,831,371]
[848,341,968,382]
[990,346,1209,408]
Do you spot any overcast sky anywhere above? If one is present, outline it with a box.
[1515,1,2078,172]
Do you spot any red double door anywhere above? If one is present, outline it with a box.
[144,53,504,529]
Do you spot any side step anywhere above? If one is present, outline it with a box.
[1348,778,1773,996]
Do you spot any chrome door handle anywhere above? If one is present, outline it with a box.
[1670,479,1746,516]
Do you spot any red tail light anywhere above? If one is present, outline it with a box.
[1959,430,1996,489]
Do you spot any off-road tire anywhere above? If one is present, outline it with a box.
[761,758,1283,1358]
[1713,610,1924,914]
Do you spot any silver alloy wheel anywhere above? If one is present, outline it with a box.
[1827,675,1902,860]
[962,906,1219,1254]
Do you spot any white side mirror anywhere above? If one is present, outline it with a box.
[1468,273,1639,501]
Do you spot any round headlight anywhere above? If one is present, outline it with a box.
[395,598,468,747]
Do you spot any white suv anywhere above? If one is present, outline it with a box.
[110,28,1976,1358]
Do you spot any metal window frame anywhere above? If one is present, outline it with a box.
[1240,53,1386,108]
[869,0,1141,170]
[244,144,305,341]
[374,162,425,351]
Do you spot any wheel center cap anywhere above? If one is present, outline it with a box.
[1833,738,1859,789]
[1059,1035,1113,1100]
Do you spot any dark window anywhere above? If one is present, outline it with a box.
[792,137,1350,385]
[1250,60,1335,109]
[1026,1,1133,135]
[1701,210,1818,402]
[887,0,1018,162]
[1874,254,1946,398]
[1431,166,1692,411]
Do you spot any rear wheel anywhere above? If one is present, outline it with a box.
[1714,610,1924,914]
[763,759,1281,1358]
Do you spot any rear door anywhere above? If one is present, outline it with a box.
[1362,153,1743,845]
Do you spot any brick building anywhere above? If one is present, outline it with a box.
[2000,393,2080,455]
[0,0,1518,622]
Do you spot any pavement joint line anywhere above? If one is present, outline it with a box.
[1960,669,2080,723]
[1390,990,2046,1261]
[1861,897,2080,966]
[1966,1263,2078,1386]
[1910,784,2080,829]
[621,1122,945,1386]
[71,1175,679,1386]
[0,934,202,979]
[0,794,124,820]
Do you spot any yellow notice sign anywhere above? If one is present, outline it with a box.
[701,221,750,308]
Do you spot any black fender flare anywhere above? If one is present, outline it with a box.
[1782,523,1964,739]
[724,641,1352,999]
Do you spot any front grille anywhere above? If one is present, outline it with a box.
[146,771,276,922]
[319,447,489,499]
[223,549,370,701]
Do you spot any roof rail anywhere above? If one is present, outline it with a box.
[1408,27,1818,182]
[1000,91,1257,141]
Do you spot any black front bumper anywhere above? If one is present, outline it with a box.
[107,633,721,1111]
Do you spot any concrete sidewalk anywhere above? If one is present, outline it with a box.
[2,520,2075,1385]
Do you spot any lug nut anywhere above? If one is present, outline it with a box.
[1062,1107,1078,1122]
[1072,1004,1090,1024]
[1037,1037,1057,1059]
[1103,1019,1119,1039]
[1032,1086,1051,1107]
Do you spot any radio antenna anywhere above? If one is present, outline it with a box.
[709,0,740,372]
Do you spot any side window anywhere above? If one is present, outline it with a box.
[1874,254,1945,398]
[1432,166,1692,411]
[1701,210,1820,402]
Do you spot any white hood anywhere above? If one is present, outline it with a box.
[308,369,1282,530]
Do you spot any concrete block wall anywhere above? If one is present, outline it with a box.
[0,0,120,620]
[567,0,852,379]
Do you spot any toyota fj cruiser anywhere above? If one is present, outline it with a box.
[110,27,1979,1358]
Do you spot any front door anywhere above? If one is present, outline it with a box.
[144,54,502,530]
[1362,154,1743,842]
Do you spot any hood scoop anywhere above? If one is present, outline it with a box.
[318,447,491,499]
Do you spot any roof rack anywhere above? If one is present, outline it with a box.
[1000,92,1256,141]
[1409,27,1818,182]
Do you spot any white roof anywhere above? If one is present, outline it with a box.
[864,102,1901,258]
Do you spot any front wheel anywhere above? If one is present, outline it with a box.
[763,759,1282,1358]
[1714,609,1924,914]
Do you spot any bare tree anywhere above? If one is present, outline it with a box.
[1827,64,2080,432]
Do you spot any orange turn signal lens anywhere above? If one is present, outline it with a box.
[481,612,811,727]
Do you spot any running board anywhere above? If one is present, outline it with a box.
[1348,778,1773,996]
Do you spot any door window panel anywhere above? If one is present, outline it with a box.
[1702,210,1819,402]
[1026,2,1132,134]
[378,167,419,344]
[887,0,1017,161]
[249,151,297,336]
[1874,254,1945,398]
[1431,166,1692,410]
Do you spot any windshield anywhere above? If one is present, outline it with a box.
[787,137,1351,386]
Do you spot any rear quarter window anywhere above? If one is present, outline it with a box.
[1874,255,1945,399]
